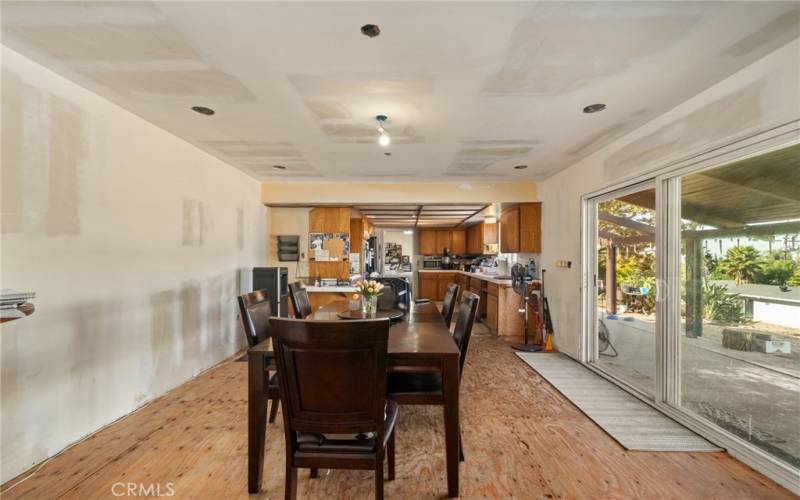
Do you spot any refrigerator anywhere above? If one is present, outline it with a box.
[252,267,289,317]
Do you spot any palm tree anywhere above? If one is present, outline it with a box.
[718,246,762,285]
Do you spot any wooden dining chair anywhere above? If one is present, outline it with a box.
[237,290,281,423]
[387,291,479,461]
[288,282,312,319]
[271,317,397,500]
[441,282,461,329]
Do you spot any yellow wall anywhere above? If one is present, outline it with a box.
[262,181,538,205]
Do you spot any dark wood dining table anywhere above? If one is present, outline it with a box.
[247,300,462,497]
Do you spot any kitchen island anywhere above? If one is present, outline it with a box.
[418,270,541,338]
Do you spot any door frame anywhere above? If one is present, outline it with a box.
[580,119,800,494]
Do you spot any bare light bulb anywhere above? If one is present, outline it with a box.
[378,133,391,147]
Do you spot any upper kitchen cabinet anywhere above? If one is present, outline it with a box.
[451,230,466,254]
[436,230,452,253]
[419,229,466,255]
[466,222,498,254]
[500,202,542,253]
[419,229,437,255]
[309,207,350,233]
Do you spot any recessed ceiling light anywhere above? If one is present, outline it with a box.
[384,152,392,156]
[361,24,380,38]
[376,115,390,147]
[513,165,528,170]
[191,105,215,116]
[583,103,606,114]
[272,165,287,170]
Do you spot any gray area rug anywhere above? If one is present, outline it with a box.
[516,352,723,452]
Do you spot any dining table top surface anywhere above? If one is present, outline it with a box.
[249,300,459,358]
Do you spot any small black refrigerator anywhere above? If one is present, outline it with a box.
[252,267,289,317]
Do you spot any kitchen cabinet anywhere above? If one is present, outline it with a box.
[436,230,452,253]
[486,293,499,334]
[455,273,468,300]
[451,230,466,255]
[466,222,498,255]
[520,202,542,253]
[437,272,458,300]
[501,202,541,254]
[500,206,520,253]
[419,274,438,300]
[419,230,437,255]
[309,207,351,280]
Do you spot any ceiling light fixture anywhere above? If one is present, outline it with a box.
[513,165,528,170]
[191,105,215,116]
[272,165,287,170]
[384,152,392,156]
[375,115,391,147]
[583,103,606,114]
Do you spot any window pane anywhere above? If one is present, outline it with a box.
[679,144,800,468]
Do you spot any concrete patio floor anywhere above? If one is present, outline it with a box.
[595,314,800,468]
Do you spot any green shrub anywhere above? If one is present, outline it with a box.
[703,282,745,324]
[756,254,796,285]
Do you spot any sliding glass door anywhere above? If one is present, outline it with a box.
[590,183,658,397]
[677,144,800,470]
[585,138,800,486]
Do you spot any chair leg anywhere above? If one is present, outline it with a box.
[459,431,465,462]
[387,431,396,481]
[268,398,280,423]
[285,460,297,500]
[375,453,384,500]
[310,467,318,478]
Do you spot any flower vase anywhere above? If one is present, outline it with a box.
[363,295,378,316]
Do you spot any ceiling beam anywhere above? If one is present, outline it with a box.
[598,211,655,234]
[683,220,800,240]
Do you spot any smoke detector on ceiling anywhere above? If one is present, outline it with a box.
[361,24,381,38]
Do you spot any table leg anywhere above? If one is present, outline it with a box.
[248,352,268,493]
[442,356,460,497]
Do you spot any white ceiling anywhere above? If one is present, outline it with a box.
[2,2,798,182]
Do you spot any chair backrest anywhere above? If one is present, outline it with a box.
[441,282,461,328]
[237,289,272,347]
[271,317,391,439]
[288,282,312,319]
[452,291,479,377]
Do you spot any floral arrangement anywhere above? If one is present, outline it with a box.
[355,280,384,315]
[355,279,384,298]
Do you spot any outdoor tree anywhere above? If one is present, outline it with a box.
[718,246,762,285]
[757,252,796,286]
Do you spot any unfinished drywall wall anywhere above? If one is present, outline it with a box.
[266,207,310,280]
[0,46,266,483]
[538,39,800,359]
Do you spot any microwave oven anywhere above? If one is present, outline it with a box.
[422,256,442,269]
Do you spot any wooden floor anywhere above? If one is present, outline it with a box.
[2,332,794,499]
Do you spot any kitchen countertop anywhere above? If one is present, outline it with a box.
[304,286,359,293]
[418,269,541,287]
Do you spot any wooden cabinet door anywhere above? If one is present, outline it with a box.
[482,221,498,246]
[436,230,452,253]
[419,276,438,300]
[437,273,457,301]
[519,202,542,253]
[451,230,466,254]
[466,224,481,254]
[419,230,437,255]
[486,293,498,334]
[500,206,520,253]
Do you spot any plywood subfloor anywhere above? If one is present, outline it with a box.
[2,333,794,499]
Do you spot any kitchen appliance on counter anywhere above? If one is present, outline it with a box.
[422,256,442,269]
[253,267,289,317]
[442,248,452,269]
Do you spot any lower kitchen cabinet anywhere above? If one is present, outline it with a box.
[486,293,499,334]
[419,275,438,300]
